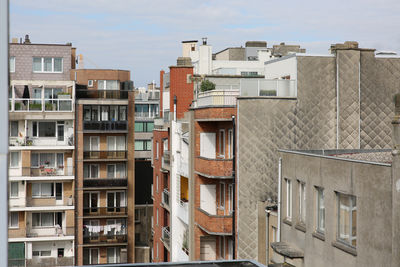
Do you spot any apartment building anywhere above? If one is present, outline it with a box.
[8,36,76,266]
[72,69,135,265]
[236,41,400,263]
[134,83,160,262]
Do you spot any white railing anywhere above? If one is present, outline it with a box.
[240,79,296,97]
[162,189,170,208]
[162,226,170,247]
[178,200,189,225]
[195,89,240,108]
[9,98,73,112]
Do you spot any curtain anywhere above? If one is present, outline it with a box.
[119,106,127,121]
[41,213,54,226]
[41,183,53,197]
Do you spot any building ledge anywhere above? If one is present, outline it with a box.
[294,222,306,233]
[194,171,233,180]
[9,236,74,242]
[195,118,234,122]
[9,176,74,181]
[271,242,304,259]
[312,231,325,241]
[332,240,357,256]
[79,242,127,248]
[9,205,75,211]
[195,223,232,236]
[9,146,75,151]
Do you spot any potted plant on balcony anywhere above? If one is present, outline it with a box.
[57,92,71,99]
[200,80,215,92]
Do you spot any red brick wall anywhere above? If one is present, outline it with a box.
[159,70,164,118]
[194,107,236,121]
[169,66,194,119]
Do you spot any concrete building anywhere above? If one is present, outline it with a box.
[134,82,160,263]
[236,41,400,263]
[71,68,135,265]
[8,36,76,266]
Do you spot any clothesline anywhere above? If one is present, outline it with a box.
[84,223,125,234]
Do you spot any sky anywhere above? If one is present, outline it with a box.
[10,0,400,87]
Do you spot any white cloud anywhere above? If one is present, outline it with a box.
[10,0,400,86]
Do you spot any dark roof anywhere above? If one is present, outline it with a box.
[182,40,198,43]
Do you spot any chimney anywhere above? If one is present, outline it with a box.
[176,57,192,67]
[392,93,400,267]
[202,37,207,45]
[11,38,18,44]
[24,34,31,44]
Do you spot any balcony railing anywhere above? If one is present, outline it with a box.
[76,89,131,99]
[240,79,296,97]
[83,121,128,131]
[194,90,239,108]
[13,166,74,177]
[26,196,74,207]
[162,189,170,208]
[9,98,73,112]
[83,150,127,160]
[25,257,74,267]
[83,231,127,244]
[26,226,75,238]
[83,206,128,216]
[178,200,189,225]
[83,178,127,187]
[162,226,171,247]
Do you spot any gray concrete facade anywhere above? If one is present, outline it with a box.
[236,43,400,261]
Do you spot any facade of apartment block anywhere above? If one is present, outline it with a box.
[236,41,400,263]
[71,69,135,265]
[8,38,76,267]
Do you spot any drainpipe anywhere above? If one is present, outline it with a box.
[277,157,282,242]
[392,94,400,267]
[174,95,177,121]
[232,115,236,259]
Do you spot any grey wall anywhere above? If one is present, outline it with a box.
[10,44,72,81]
[279,152,392,267]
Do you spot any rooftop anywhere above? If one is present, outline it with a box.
[279,149,392,165]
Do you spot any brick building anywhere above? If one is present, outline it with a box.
[71,68,135,265]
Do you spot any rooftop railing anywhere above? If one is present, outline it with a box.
[83,150,127,160]
[83,121,128,131]
[240,79,296,97]
[9,98,73,112]
[194,89,239,108]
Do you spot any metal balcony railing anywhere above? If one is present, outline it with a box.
[17,166,74,177]
[83,150,127,160]
[76,89,131,99]
[83,178,127,187]
[162,189,170,208]
[83,231,127,244]
[26,226,75,238]
[83,206,127,216]
[162,226,170,247]
[83,121,128,131]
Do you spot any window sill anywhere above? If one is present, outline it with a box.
[332,240,357,256]
[295,222,306,233]
[312,231,325,241]
[8,226,19,229]
[283,218,292,226]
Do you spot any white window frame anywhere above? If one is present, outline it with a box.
[316,187,325,233]
[9,151,20,168]
[83,248,99,264]
[156,175,159,193]
[219,236,226,259]
[227,129,233,158]
[10,182,19,198]
[32,212,57,228]
[84,191,100,208]
[156,208,159,225]
[298,180,306,223]
[98,80,119,90]
[32,121,57,138]
[32,57,63,73]
[88,80,94,87]
[107,191,126,208]
[219,183,225,210]
[218,129,225,158]
[228,184,233,214]
[337,192,357,247]
[8,212,19,228]
[32,250,52,258]
[10,56,15,73]
[156,141,159,159]
[10,121,18,137]
[285,178,292,220]
[32,182,55,198]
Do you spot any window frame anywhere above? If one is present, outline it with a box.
[298,180,306,224]
[32,212,56,228]
[8,212,19,228]
[337,192,357,247]
[88,80,94,87]
[32,182,55,198]
[9,151,20,168]
[10,182,19,198]
[9,56,15,73]
[285,178,292,221]
[32,57,63,73]
[316,187,325,234]
[10,121,18,137]
[218,129,225,158]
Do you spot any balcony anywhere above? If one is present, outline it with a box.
[83,121,128,132]
[83,231,127,244]
[193,89,239,108]
[161,226,171,250]
[196,208,232,235]
[9,136,74,149]
[25,257,74,267]
[178,200,189,225]
[83,150,127,160]
[10,166,74,178]
[83,206,128,217]
[26,196,74,207]
[83,178,127,187]
[26,226,75,239]
[240,79,296,97]
[9,98,73,112]
[76,89,131,99]
[195,157,233,179]
[162,189,170,210]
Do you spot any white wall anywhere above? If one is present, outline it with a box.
[27,240,74,259]
[264,56,298,80]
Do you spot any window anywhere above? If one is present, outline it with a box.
[337,193,357,247]
[228,129,233,158]
[107,136,126,151]
[88,80,93,87]
[241,71,258,76]
[298,181,306,223]
[10,152,20,168]
[156,208,159,225]
[219,183,225,209]
[33,57,63,73]
[228,184,233,214]
[10,182,19,198]
[10,121,18,137]
[44,88,62,99]
[156,142,159,159]
[32,250,51,257]
[10,56,15,72]
[156,175,159,193]
[107,163,126,178]
[316,187,325,233]
[285,179,292,220]
[83,164,99,178]
[32,212,55,227]
[219,236,226,259]
[32,183,54,198]
[98,80,119,90]
[83,248,99,265]
[9,212,18,228]
[135,122,154,132]
[107,191,126,209]
[32,121,56,137]
[135,209,140,222]
[218,129,225,158]
[31,153,60,168]
[135,140,152,151]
